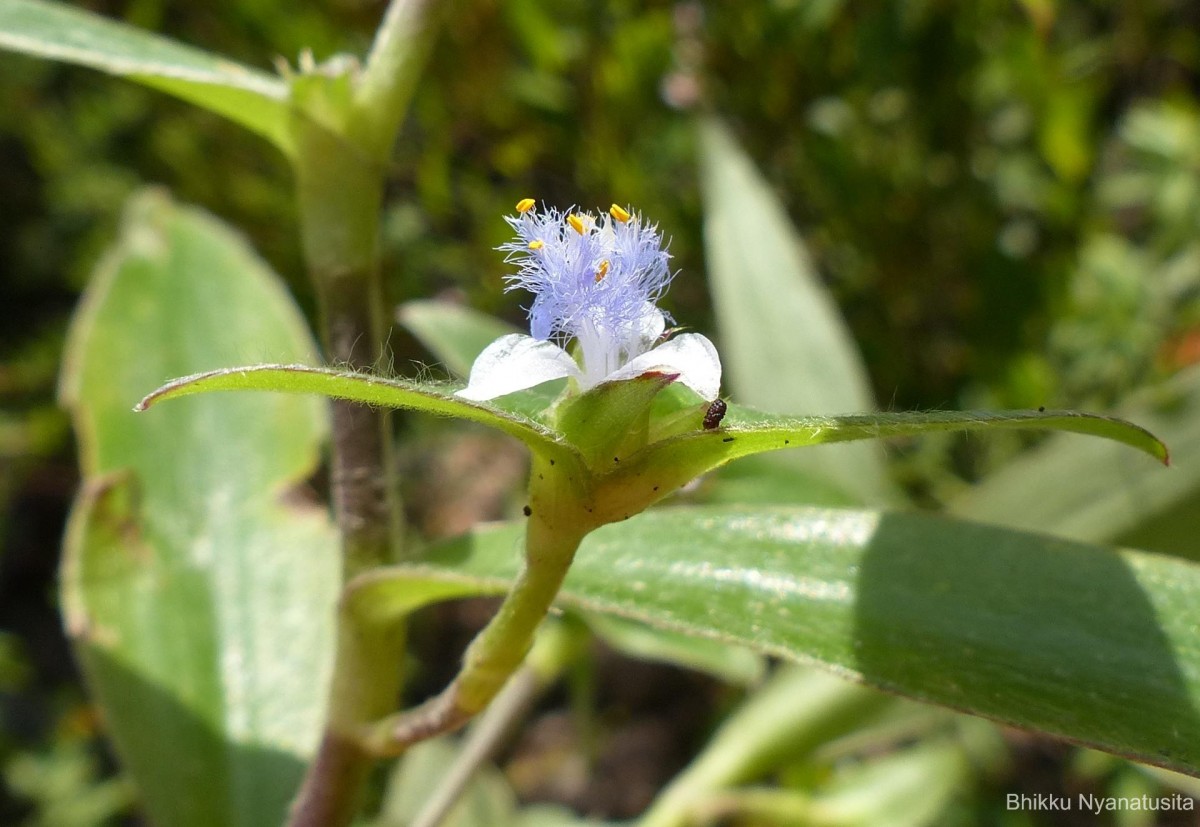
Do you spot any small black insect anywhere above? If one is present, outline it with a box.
[703,398,727,430]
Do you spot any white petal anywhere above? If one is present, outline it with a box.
[606,333,723,400]
[633,304,666,346]
[456,334,580,401]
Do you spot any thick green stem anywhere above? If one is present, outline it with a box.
[286,11,427,823]
[287,130,402,824]
[364,455,592,753]
[295,119,401,577]
[291,603,407,827]
[353,0,436,154]
[285,1,443,823]
[455,511,585,712]
[410,620,586,827]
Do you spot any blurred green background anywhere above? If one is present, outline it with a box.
[2,0,1199,823]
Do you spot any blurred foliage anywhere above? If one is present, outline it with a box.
[2,0,1200,823]
[6,0,1199,427]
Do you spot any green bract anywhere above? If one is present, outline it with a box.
[138,362,1168,531]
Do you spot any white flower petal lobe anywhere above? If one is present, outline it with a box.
[606,333,723,401]
[457,334,580,401]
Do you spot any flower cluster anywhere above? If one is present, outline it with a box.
[458,200,721,402]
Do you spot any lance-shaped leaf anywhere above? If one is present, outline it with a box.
[590,404,1168,521]
[141,370,1165,484]
[346,506,1200,775]
[137,364,584,472]
[950,365,1200,554]
[0,0,294,154]
[59,190,339,827]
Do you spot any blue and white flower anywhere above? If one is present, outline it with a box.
[458,201,722,402]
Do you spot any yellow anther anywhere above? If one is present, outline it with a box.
[567,213,587,235]
[528,240,545,250]
[515,198,536,214]
[609,204,632,223]
[594,260,610,282]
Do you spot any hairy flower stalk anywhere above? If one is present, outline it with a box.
[458,202,721,402]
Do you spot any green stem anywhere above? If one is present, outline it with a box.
[287,0,435,816]
[287,126,402,823]
[353,0,438,156]
[410,620,586,827]
[291,607,408,827]
[455,509,585,712]
[365,456,592,753]
[294,115,401,578]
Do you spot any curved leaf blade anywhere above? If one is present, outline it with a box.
[583,611,765,686]
[59,190,338,827]
[719,405,1169,461]
[597,404,1168,516]
[137,364,580,466]
[950,366,1200,553]
[0,0,293,153]
[350,506,1200,774]
[558,373,678,468]
[698,118,893,505]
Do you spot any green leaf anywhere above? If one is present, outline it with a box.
[638,666,929,827]
[949,366,1200,555]
[684,740,969,827]
[59,189,339,827]
[699,456,863,507]
[716,405,1168,459]
[594,404,1167,519]
[377,737,616,827]
[142,366,1165,533]
[698,118,894,506]
[0,0,294,154]
[807,739,970,827]
[581,612,764,686]
[137,364,582,469]
[556,373,678,468]
[349,506,1200,774]
[378,738,517,827]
